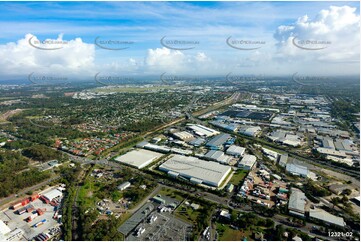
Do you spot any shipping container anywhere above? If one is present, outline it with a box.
[26,207,34,213]
[33,219,46,228]
[26,213,38,222]
[21,198,30,206]
[37,208,46,216]
[17,207,27,215]
[30,194,40,201]
[12,203,22,210]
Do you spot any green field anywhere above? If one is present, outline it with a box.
[216,223,251,241]
[175,204,202,224]
[77,176,100,208]
[158,187,185,202]
[229,170,248,186]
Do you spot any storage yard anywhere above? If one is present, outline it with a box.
[0,186,64,240]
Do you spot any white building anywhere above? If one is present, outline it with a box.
[117,181,131,191]
[186,124,220,137]
[286,163,308,177]
[239,126,261,137]
[238,155,257,170]
[42,189,63,202]
[115,149,163,169]
[173,131,194,141]
[288,188,306,217]
[159,155,232,187]
[309,208,345,227]
[226,145,246,157]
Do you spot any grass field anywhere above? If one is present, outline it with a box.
[174,204,202,224]
[158,187,185,201]
[216,223,252,241]
[229,170,248,186]
[77,176,99,208]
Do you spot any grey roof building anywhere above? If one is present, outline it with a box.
[288,188,306,217]
[286,163,308,177]
[206,133,231,149]
[309,208,345,227]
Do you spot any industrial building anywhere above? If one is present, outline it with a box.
[0,220,24,241]
[277,154,288,167]
[186,124,220,137]
[268,130,302,147]
[226,145,246,157]
[238,155,257,170]
[189,138,205,147]
[158,155,232,187]
[239,126,261,137]
[204,150,232,164]
[117,181,131,191]
[288,188,306,217]
[41,189,63,203]
[206,133,232,150]
[309,208,345,227]
[316,148,347,158]
[115,149,163,169]
[172,131,194,141]
[286,163,308,177]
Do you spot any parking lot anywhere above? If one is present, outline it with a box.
[119,193,193,241]
[128,211,192,241]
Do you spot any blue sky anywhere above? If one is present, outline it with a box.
[0,1,359,80]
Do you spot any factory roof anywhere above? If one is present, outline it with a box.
[206,133,231,147]
[0,220,11,235]
[309,208,345,227]
[159,154,231,187]
[239,155,257,167]
[189,138,205,146]
[286,163,308,176]
[117,181,131,190]
[42,188,63,201]
[288,188,306,214]
[115,149,163,169]
[321,137,335,149]
[316,148,347,157]
[187,124,220,137]
[204,150,231,164]
[278,154,289,167]
[226,145,246,156]
[173,131,194,141]
[239,126,261,136]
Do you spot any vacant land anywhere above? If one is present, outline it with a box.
[229,169,248,186]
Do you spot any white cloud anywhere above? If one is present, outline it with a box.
[274,5,360,64]
[0,33,95,80]
[144,47,214,74]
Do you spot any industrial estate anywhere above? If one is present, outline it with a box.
[0,1,360,242]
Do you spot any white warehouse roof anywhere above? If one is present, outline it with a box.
[0,220,11,235]
[42,188,63,201]
[309,208,345,227]
[159,154,232,187]
[115,149,163,169]
[186,124,220,137]
[239,155,257,167]
[226,145,246,157]
[288,188,306,215]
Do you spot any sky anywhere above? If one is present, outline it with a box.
[0,1,359,81]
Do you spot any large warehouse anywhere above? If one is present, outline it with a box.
[115,149,163,169]
[158,155,232,187]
